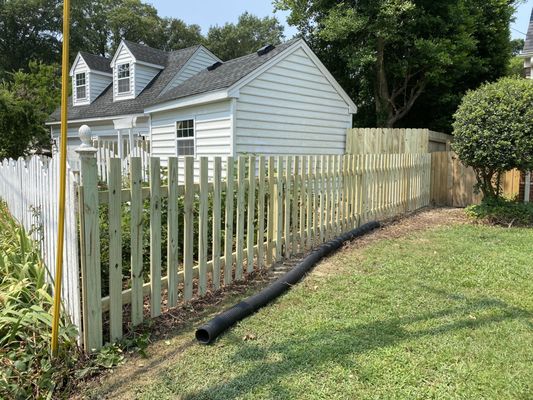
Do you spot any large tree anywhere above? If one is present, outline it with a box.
[275,0,517,130]
[206,12,285,60]
[0,0,62,79]
[0,62,60,158]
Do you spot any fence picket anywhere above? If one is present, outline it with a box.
[235,156,246,279]
[275,157,283,262]
[224,157,235,284]
[266,157,275,265]
[257,156,266,269]
[130,158,143,326]
[198,157,208,295]
[246,156,256,273]
[149,157,162,317]
[108,159,122,340]
[212,157,222,289]
[167,157,179,307]
[183,157,194,301]
[292,156,300,253]
[284,156,292,258]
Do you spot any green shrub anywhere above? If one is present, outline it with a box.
[0,202,79,399]
[465,199,533,227]
[452,77,533,200]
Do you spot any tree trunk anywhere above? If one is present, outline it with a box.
[374,37,392,127]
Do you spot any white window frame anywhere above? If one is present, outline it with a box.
[75,72,87,100]
[175,118,196,157]
[117,63,131,94]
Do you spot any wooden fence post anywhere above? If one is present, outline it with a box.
[76,133,102,352]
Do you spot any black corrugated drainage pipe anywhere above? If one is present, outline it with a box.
[195,221,380,344]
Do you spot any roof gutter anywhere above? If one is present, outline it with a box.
[143,89,234,114]
[45,113,148,126]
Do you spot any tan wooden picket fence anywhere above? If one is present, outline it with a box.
[77,152,431,351]
[430,152,521,207]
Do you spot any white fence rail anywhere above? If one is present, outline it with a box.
[0,155,81,332]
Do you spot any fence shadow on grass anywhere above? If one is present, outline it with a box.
[184,288,532,399]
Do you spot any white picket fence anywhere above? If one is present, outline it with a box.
[0,155,81,332]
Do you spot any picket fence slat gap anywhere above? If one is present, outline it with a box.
[223,157,235,285]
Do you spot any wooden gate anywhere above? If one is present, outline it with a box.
[430,152,520,207]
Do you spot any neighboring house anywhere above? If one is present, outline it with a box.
[523,8,533,79]
[46,38,357,167]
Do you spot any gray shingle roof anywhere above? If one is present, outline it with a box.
[79,52,112,74]
[123,40,168,66]
[48,45,201,122]
[524,8,533,54]
[48,39,299,122]
[152,39,297,106]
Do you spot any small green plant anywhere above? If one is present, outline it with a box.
[465,198,533,227]
[0,201,79,399]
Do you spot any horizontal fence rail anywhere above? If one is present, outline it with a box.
[0,155,81,331]
[78,152,431,351]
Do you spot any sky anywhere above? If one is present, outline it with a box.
[148,0,531,41]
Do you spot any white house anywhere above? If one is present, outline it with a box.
[523,8,533,79]
[46,38,357,166]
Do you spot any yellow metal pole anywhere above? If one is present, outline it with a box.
[51,0,71,356]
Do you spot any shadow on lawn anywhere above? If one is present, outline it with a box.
[184,288,532,399]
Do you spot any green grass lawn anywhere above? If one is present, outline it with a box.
[110,223,533,400]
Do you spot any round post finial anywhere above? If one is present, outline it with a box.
[79,125,92,147]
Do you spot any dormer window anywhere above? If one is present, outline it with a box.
[117,63,131,93]
[75,73,87,100]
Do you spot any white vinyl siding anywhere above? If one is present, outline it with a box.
[134,64,160,96]
[150,100,232,164]
[235,48,352,155]
[162,48,219,94]
[90,73,112,101]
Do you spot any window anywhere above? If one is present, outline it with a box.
[75,73,86,100]
[176,119,194,156]
[117,63,130,93]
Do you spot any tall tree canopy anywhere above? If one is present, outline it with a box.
[206,12,285,61]
[275,0,517,131]
[0,62,60,158]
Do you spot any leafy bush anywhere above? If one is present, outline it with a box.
[452,77,533,200]
[98,172,270,297]
[0,202,78,399]
[465,199,533,227]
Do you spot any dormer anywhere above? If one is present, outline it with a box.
[110,40,167,102]
[70,52,112,106]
